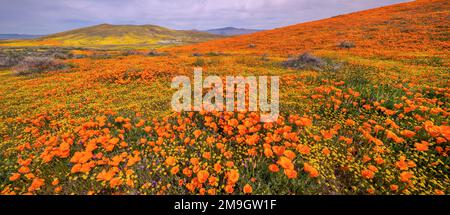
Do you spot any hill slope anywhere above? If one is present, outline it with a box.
[0,24,222,47]
[204,27,261,36]
[171,0,449,57]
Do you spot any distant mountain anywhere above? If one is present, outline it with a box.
[204,27,261,36]
[0,24,222,47]
[0,34,43,40]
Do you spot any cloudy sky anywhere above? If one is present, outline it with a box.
[0,0,410,34]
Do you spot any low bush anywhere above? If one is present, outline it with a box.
[206,52,226,56]
[90,52,113,59]
[282,52,327,70]
[0,53,23,67]
[121,50,142,56]
[147,50,167,56]
[193,57,205,66]
[339,41,356,49]
[13,57,69,76]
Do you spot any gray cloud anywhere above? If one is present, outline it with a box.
[0,0,410,34]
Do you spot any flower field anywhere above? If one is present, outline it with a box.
[0,0,449,195]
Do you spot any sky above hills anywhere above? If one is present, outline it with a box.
[0,0,410,34]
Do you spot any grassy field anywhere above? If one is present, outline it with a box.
[0,0,449,195]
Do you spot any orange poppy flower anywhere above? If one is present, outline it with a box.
[28,178,45,192]
[115,117,124,123]
[361,169,375,179]
[414,141,429,151]
[96,168,117,182]
[207,188,216,195]
[303,163,319,178]
[182,167,193,177]
[368,165,378,172]
[295,117,312,127]
[345,119,356,126]
[423,121,440,137]
[362,155,372,163]
[226,161,234,168]
[171,166,180,175]
[269,164,280,172]
[227,169,239,185]
[18,166,30,174]
[25,173,35,180]
[214,163,222,173]
[243,184,253,194]
[264,148,274,158]
[202,152,211,160]
[284,169,298,179]
[321,130,335,140]
[165,156,177,166]
[296,144,311,155]
[400,171,414,183]
[277,156,294,170]
[54,186,62,193]
[109,177,123,188]
[390,184,398,191]
[396,156,409,170]
[283,150,296,160]
[374,157,384,164]
[144,126,152,133]
[272,146,285,156]
[400,130,416,138]
[190,157,199,165]
[71,163,82,173]
[208,176,218,186]
[441,126,450,140]
[9,173,20,181]
[197,170,210,184]
[193,129,202,139]
[435,189,445,195]
[224,184,234,194]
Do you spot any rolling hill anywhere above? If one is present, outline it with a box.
[171,0,449,58]
[204,27,261,36]
[0,24,222,47]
